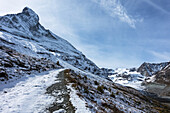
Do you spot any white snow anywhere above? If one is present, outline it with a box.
[67,85,91,113]
[53,109,66,113]
[145,75,156,83]
[0,32,3,37]
[0,69,64,113]
[109,68,145,90]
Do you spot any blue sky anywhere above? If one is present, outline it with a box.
[0,0,170,68]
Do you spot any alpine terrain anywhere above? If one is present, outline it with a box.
[0,7,169,113]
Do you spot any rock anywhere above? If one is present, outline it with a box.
[138,62,170,76]
[3,61,13,67]
[0,71,8,79]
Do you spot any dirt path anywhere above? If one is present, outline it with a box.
[46,71,75,113]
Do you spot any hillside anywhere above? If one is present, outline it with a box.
[0,7,107,81]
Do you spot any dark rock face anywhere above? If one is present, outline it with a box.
[155,64,170,84]
[22,7,39,22]
[137,62,170,76]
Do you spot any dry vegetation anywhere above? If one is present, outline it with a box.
[63,69,170,113]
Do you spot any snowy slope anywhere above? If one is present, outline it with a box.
[63,69,168,113]
[108,68,145,90]
[0,69,63,113]
[0,7,106,77]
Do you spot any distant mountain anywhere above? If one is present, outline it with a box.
[137,62,170,76]
[139,62,170,103]
[0,7,107,80]
[154,63,170,84]
[108,68,145,90]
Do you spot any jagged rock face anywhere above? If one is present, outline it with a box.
[155,64,170,84]
[137,62,170,76]
[21,7,39,26]
[0,7,106,76]
[0,7,50,38]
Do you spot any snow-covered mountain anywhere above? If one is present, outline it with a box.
[154,63,170,84]
[108,68,145,90]
[0,7,107,79]
[134,62,170,105]
[107,64,168,92]
[142,63,170,99]
[137,62,170,76]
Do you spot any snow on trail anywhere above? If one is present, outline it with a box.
[0,69,64,113]
[67,85,91,113]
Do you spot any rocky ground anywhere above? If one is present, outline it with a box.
[46,71,75,113]
[63,69,170,113]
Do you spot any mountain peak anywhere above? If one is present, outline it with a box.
[0,7,40,35]
[22,7,39,21]
[20,7,39,26]
[23,7,34,13]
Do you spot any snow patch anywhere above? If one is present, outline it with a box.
[109,68,145,90]
[0,69,64,113]
[53,109,66,113]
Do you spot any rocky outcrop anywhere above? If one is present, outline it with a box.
[137,62,170,76]
[154,64,170,84]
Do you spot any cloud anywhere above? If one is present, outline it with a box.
[91,0,137,28]
[142,0,170,15]
[150,51,170,61]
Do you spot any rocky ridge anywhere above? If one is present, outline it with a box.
[137,62,170,76]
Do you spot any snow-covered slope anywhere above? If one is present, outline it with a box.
[0,69,64,113]
[108,68,145,90]
[0,45,62,83]
[0,7,106,78]
[63,69,169,113]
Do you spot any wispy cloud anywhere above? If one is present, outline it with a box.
[91,0,138,28]
[142,0,170,15]
[150,51,170,61]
